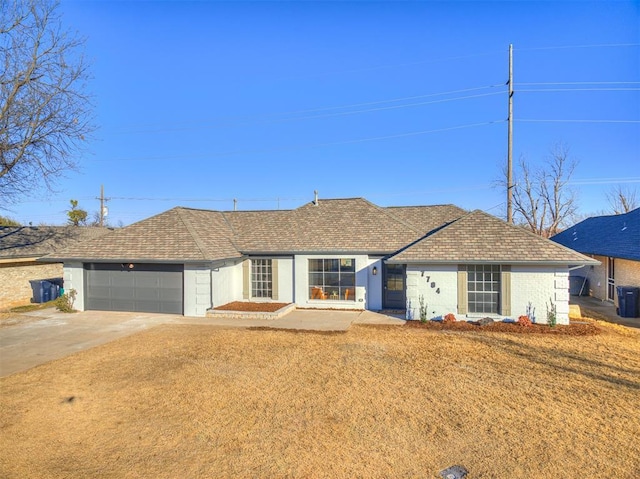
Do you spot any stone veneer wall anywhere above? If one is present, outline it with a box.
[0,262,63,310]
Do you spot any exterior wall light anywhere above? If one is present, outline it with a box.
[372,266,378,276]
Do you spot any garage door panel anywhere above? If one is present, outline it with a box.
[84,264,183,314]
[159,274,182,289]
[114,274,135,288]
[135,288,161,301]
[160,286,182,301]
[135,272,160,288]
[110,287,136,300]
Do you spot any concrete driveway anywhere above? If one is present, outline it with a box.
[0,308,403,377]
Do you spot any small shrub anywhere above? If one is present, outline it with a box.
[55,289,77,313]
[517,315,532,327]
[526,302,536,322]
[546,298,557,328]
[443,313,456,323]
[418,295,428,323]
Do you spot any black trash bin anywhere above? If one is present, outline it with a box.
[616,286,640,318]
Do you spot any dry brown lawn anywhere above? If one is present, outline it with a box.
[1,320,639,478]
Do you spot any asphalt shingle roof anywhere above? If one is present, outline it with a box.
[388,209,598,265]
[41,198,596,265]
[0,226,110,260]
[45,208,241,263]
[225,199,466,253]
[551,208,640,261]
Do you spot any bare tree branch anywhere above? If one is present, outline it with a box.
[0,0,94,204]
[606,185,638,214]
[499,143,579,237]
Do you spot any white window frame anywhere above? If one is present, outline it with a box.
[251,259,273,299]
[467,264,501,314]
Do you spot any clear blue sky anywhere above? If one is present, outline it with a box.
[7,0,640,226]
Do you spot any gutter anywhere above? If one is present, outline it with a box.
[385,259,601,266]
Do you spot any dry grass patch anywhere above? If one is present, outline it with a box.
[1,322,639,478]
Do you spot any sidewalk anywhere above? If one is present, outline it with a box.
[570,295,640,329]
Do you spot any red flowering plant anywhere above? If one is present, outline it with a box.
[517,315,533,327]
[443,313,457,323]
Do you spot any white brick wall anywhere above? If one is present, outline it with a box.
[275,257,294,303]
[184,263,212,317]
[63,262,85,311]
[404,263,571,325]
[511,266,570,325]
[211,260,243,307]
[405,264,458,320]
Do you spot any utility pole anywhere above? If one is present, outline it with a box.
[507,43,514,224]
[97,185,109,227]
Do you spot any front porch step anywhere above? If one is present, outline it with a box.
[206,303,296,320]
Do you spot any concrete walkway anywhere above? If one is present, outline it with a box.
[0,308,404,377]
[570,295,640,329]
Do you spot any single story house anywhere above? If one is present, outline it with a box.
[43,197,596,324]
[0,226,109,309]
[551,207,639,307]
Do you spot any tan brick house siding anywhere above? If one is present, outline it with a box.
[586,255,607,301]
[0,262,63,310]
[583,255,640,307]
[616,259,640,308]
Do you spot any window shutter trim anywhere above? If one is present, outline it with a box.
[501,265,511,317]
[271,259,279,300]
[242,260,250,299]
[457,266,468,315]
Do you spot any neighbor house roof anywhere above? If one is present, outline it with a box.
[387,210,599,265]
[551,207,640,262]
[0,226,110,262]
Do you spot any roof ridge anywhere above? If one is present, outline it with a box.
[357,198,423,235]
[220,211,244,253]
[175,208,209,260]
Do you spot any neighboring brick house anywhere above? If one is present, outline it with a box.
[44,197,595,324]
[551,208,640,309]
[0,226,110,310]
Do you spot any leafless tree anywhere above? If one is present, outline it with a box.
[500,144,578,237]
[1,0,94,204]
[606,185,638,214]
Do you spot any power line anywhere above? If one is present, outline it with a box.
[569,177,640,185]
[518,81,640,86]
[516,43,640,51]
[517,119,640,124]
[94,119,506,163]
[259,91,504,124]
[110,84,505,134]
[518,88,640,92]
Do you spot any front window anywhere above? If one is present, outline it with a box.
[308,258,355,301]
[467,265,500,314]
[251,259,272,298]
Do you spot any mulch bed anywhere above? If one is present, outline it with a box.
[213,301,290,312]
[404,319,600,336]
